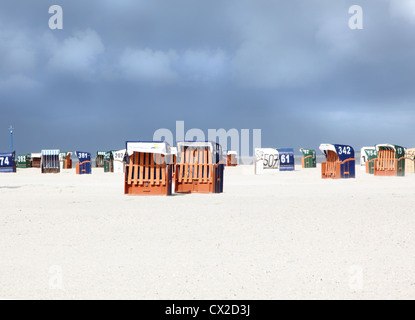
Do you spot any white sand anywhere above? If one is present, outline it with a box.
[1,165,415,299]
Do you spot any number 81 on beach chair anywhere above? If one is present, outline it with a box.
[124,141,174,196]
[319,144,355,179]
[0,152,16,173]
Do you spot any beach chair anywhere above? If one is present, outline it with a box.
[374,144,405,177]
[17,154,31,168]
[41,150,60,173]
[405,148,415,174]
[31,153,41,168]
[96,151,106,168]
[320,144,355,179]
[175,141,224,193]
[124,141,173,196]
[278,148,295,171]
[300,148,316,168]
[59,152,72,170]
[0,152,16,173]
[226,151,238,166]
[75,151,92,175]
[113,149,127,173]
[360,147,377,174]
[104,151,114,173]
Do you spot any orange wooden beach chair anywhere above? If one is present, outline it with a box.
[226,151,238,166]
[373,144,405,177]
[175,141,224,193]
[124,142,173,196]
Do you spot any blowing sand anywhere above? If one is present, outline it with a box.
[1,165,415,299]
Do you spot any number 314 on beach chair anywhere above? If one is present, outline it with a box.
[175,141,224,194]
[124,142,173,196]
[319,144,355,179]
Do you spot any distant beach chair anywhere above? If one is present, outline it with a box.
[104,151,115,173]
[41,150,60,173]
[175,141,224,194]
[360,147,377,174]
[0,152,16,173]
[373,144,405,177]
[17,154,31,168]
[405,148,415,174]
[278,148,295,171]
[300,148,316,168]
[226,151,238,166]
[31,153,42,168]
[254,148,279,175]
[113,149,127,173]
[59,152,72,170]
[320,144,355,179]
[124,142,173,195]
[96,151,106,168]
[75,151,92,175]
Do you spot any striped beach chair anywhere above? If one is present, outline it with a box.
[41,150,60,173]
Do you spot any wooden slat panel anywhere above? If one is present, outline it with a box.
[138,153,144,185]
[162,165,166,185]
[128,155,134,184]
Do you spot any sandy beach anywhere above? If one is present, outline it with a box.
[0,165,414,300]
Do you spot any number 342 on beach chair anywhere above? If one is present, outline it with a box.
[175,141,224,194]
[124,142,174,196]
[319,144,355,179]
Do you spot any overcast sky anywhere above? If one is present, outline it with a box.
[1,0,415,155]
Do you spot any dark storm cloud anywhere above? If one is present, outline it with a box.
[1,0,415,154]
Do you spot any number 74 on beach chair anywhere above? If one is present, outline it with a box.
[0,152,16,173]
[319,144,355,179]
